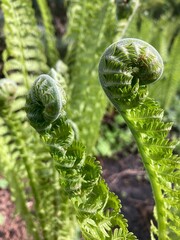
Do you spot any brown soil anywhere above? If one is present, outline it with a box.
[0,188,29,240]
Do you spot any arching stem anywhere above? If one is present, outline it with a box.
[121,111,167,240]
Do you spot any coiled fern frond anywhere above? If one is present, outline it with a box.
[25,74,137,240]
[98,38,180,240]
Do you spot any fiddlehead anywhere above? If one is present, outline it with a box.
[25,74,137,240]
[99,38,163,110]
[98,38,180,240]
[26,74,66,132]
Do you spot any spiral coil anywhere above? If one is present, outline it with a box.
[98,38,164,110]
[25,74,66,132]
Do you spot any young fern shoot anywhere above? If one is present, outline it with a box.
[25,74,137,240]
[98,38,180,240]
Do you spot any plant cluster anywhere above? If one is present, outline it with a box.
[0,0,179,240]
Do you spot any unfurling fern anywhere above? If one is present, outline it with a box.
[0,1,78,239]
[25,74,137,240]
[98,38,180,240]
[26,74,65,132]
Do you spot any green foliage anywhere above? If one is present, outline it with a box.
[99,38,164,111]
[115,0,135,20]
[2,0,49,83]
[0,1,78,239]
[0,214,5,225]
[0,78,17,110]
[1,0,48,115]
[0,0,179,239]
[64,0,139,153]
[0,0,139,239]
[98,38,180,240]
[0,177,8,189]
[36,0,59,66]
[149,32,180,110]
[96,112,132,156]
[164,94,180,155]
[124,0,180,110]
[25,73,137,240]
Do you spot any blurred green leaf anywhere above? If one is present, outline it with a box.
[0,178,8,189]
[0,214,5,225]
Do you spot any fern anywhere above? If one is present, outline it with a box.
[1,0,179,239]
[0,94,42,239]
[0,1,78,239]
[25,73,137,240]
[1,0,48,114]
[98,38,180,239]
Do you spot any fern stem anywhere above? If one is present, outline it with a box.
[119,0,140,39]
[121,111,167,239]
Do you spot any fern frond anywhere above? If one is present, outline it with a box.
[0,111,42,239]
[98,38,180,240]
[1,1,78,239]
[1,0,48,114]
[25,73,137,240]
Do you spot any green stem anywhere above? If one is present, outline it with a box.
[119,0,140,38]
[121,111,167,240]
